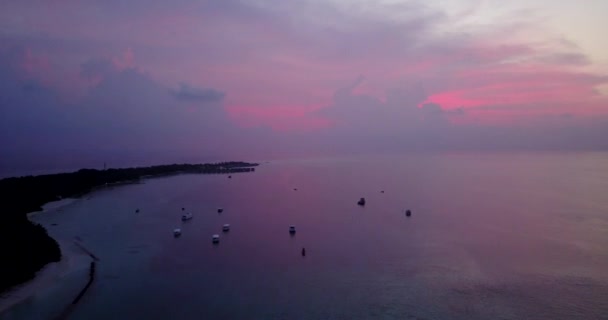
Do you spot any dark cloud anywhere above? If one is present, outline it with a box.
[317,77,450,135]
[80,58,116,79]
[170,83,226,103]
[420,103,443,114]
[0,48,245,175]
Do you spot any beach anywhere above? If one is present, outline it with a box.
[0,240,91,315]
[26,198,79,219]
[1,208,92,319]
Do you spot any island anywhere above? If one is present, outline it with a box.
[0,162,258,293]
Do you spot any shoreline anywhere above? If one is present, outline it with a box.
[0,240,91,316]
[26,198,79,219]
[0,161,260,314]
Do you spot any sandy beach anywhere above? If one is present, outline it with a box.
[26,198,79,219]
[0,240,91,316]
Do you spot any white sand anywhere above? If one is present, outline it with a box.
[2,196,90,316]
[26,198,78,218]
[0,240,91,315]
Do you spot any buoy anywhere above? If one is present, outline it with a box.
[406,209,411,217]
[135,209,140,213]
[217,208,224,213]
[301,248,306,256]
[228,175,232,179]
[181,207,185,211]
[381,190,384,193]
[357,198,366,206]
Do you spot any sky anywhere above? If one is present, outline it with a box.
[1,0,608,173]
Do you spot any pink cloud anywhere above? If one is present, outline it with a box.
[3,0,608,150]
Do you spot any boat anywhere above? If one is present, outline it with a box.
[357,198,366,206]
[405,209,412,217]
[289,225,296,234]
[217,208,224,213]
[181,212,193,221]
[212,234,220,243]
[173,228,182,237]
[222,224,230,232]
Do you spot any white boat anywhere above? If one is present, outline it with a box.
[222,224,230,232]
[181,212,193,221]
[289,225,296,234]
[173,228,182,237]
[212,234,220,243]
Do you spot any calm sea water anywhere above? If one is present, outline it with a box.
[9,153,608,319]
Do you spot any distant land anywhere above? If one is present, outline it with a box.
[0,162,258,293]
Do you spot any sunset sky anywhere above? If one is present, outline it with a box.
[1,0,607,172]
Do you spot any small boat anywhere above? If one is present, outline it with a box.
[357,198,366,206]
[181,213,193,221]
[212,234,220,243]
[173,228,182,237]
[289,225,296,234]
[222,224,230,232]
[217,208,224,213]
[405,209,412,217]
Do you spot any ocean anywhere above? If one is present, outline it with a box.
[5,153,608,319]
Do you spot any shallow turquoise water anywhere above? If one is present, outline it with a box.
[13,153,608,319]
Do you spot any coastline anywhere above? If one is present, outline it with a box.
[26,198,79,219]
[0,161,259,316]
[0,240,91,316]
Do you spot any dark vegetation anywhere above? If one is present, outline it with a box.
[0,162,258,293]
